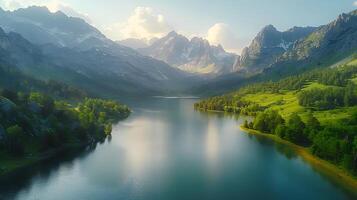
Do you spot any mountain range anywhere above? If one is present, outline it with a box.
[0,6,356,97]
[0,6,198,97]
[272,10,357,70]
[234,25,317,73]
[192,9,357,96]
[138,31,237,74]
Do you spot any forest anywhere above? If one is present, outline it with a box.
[0,66,131,175]
[195,59,357,174]
[0,90,130,157]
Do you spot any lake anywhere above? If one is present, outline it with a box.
[0,98,355,200]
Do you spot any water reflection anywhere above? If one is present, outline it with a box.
[0,144,98,200]
[205,119,219,162]
[248,134,298,160]
[246,132,356,198]
[0,98,355,200]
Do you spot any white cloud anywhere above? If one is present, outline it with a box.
[105,6,171,41]
[354,1,357,6]
[0,0,24,10]
[206,23,244,54]
[0,0,92,23]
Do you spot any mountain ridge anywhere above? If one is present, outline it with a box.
[139,31,238,75]
[190,9,357,96]
[233,25,317,73]
[0,6,198,97]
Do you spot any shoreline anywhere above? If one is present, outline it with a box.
[152,96,200,99]
[0,142,91,178]
[240,126,357,196]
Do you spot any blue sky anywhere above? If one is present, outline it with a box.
[1,0,356,53]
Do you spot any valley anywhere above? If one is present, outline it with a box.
[0,3,356,200]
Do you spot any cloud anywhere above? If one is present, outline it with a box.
[206,23,244,54]
[105,6,171,41]
[354,1,357,6]
[0,0,92,23]
[0,0,24,10]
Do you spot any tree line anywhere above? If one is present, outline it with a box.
[243,110,357,174]
[298,82,357,110]
[0,90,130,157]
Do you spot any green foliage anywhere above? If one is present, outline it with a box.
[252,110,284,134]
[5,125,24,156]
[306,112,320,130]
[274,124,286,138]
[0,91,130,158]
[298,83,357,110]
[285,114,308,144]
[104,124,112,136]
[29,92,55,116]
[196,61,357,174]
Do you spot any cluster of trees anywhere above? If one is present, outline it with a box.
[315,65,357,86]
[298,82,357,110]
[77,98,130,138]
[244,111,316,145]
[194,96,235,111]
[0,90,130,156]
[194,96,265,116]
[244,110,357,174]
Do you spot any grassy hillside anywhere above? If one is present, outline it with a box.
[195,58,357,175]
[239,82,357,125]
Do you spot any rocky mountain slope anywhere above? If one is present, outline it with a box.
[192,9,357,96]
[139,31,237,74]
[117,38,157,49]
[271,9,357,70]
[233,25,317,72]
[0,6,196,96]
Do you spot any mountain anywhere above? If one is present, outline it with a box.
[192,9,357,96]
[233,25,317,73]
[0,6,196,96]
[0,27,196,96]
[0,6,107,49]
[118,38,149,49]
[238,9,357,74]
[271,9,357,71]
[139,31,237,74]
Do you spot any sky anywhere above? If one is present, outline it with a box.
[0,0,356,53]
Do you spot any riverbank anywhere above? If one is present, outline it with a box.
[240,126,357,196]
[0,141,94,177]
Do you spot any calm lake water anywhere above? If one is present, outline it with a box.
[0,98,355,200]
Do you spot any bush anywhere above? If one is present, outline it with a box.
[5,125,24,156]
